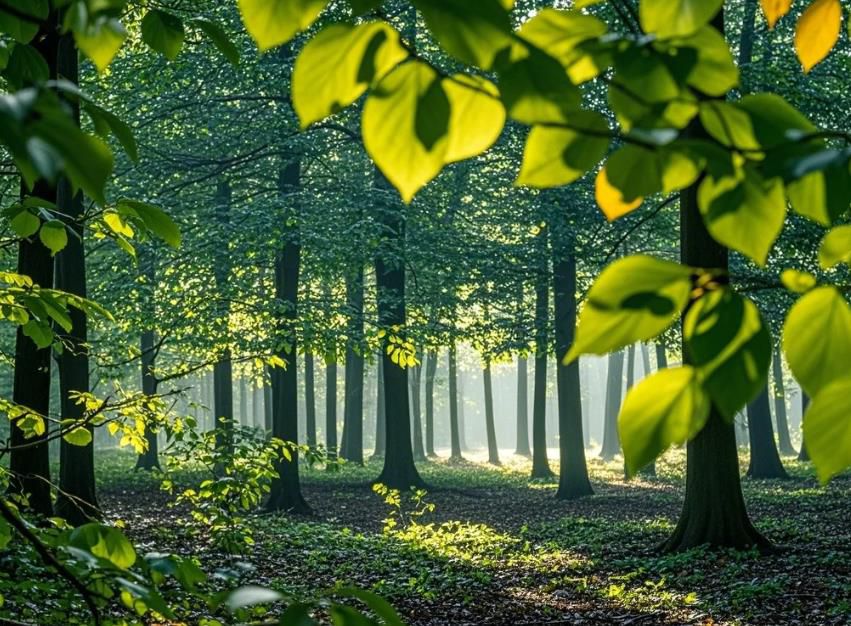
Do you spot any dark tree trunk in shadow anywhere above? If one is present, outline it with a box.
[410,364,426,462]
[341,267,365,464]
[135,248,160,471]
[600,350,624,461]
[372,356,386,458]
[326,358,338,466]
[771,352,795,455]
[266,161,310,514]
[483,361,500,465]
[798,392,810,461]
[746,385,788,479]
[531,228,553,479]
[552,242,592,499]
[212,181,233,455]
[304,353,316,447]
[424,350,437,457]
[515,356,531,456]
[448,344,463,461]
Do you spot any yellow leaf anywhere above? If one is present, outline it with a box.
[794,0,842,73]
[595,167,642,221]
[760,0,791,29]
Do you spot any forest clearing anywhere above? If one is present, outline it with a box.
[1,0,850,625]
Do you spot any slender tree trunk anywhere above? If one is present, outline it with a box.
[239,377,247,426]
[746,385,788,479]
[515,356,531,456]
[342,268,365,464]
[263,374,272,432]
[304,353,316,447]
[410,364,426,461]
[552,244,592,498]
[457,368,468,451]
[374,172,423,488]
[135,247,160,470]
[266,161,309,513]
[372,355,386,457]
[326,357,338,465]
[771,351,795,455]
[54,32,98,525]
[600,351,624,461]
[8,15,62,519]
[531,230,553,479]
[448,343,463,461]
[212,181,234,454]
[483,361,500,465]
[663,23,770,548]
[798,392,810,461]
[424,350,437,457]
[640,344,651,378]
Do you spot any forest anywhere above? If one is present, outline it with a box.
[0,0,849,624]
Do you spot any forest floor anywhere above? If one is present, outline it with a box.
[5,449,851,626]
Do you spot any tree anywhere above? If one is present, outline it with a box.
[771,351,796,456]
[746,386,789,479]
[530,228,553,479]
[514,355,531,457]
[341,267,365,464]
[599,351,624,462]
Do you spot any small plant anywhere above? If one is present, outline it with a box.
[372,484,435,534]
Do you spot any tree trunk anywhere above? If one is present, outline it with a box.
[746,385,788,479]
[326,356,338,465]
[212,181,233,454]
[263,374,272,433]
[531,230,553,479]
[457,368,468,451]
[515,356,531,456]
[135,247,160,470]
[342,268,365,464]
[8,15,63,519]
[266,161,309,513]
[239,376,247,426]
[373,172,423,488]
[771,351,795,455]
[483,361,500,465]
[304,353,317,447]
[448,344,463,461]
[798,392,810,461]
[252,382,262,429]
[424,350,437,457]
[553,247,592,498]
[600,350,624,461]
[410,364,426,462]
[663,30,770,548]
[372,355,386,457]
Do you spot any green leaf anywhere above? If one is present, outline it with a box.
[803,378,851,484]
[0,516,10,550]
[674,26,739,96]
[619,366,711,477]
[786,156,850,226]
[736,93,816,149]
[0,0,48,43]
[237,0,330,52]
[22,320,52,348]
[141,10,185,61]
[362,61,450,203]
[83,102,139,162]
[411,0,513,69]
[190,19,240,65]
[699,101,761,152]
[3,44,49,89]
[498,46,581,125]
[566,255,692,362]
[39,219,68,255]
[780,269,816,293]
[63,426,92,447]
[225,586,284,611]
[783,286,851,397]
[69,524,137,570]
[443,74,506,164]
[517,8,608,83]
[279,602,317,626]
[604,143,700,201]
[334,588,405,626]
[74,17,127,72]
[819,225,851,269]
[292,22,407,129]
[9,208,39,238]
[639,0,724,38]
[117,200,181,248]
[685,289,771,419]
[517,111,609,187]
[697,168,786,266]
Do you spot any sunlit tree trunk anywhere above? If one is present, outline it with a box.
[325,353,338,466]
[771,351,795,455]
[483,360,500,465]
[135,248,160,471]
[448,343,463,461]
[266,161,309,513]
[373,355,386,458]
[600,350,624,461]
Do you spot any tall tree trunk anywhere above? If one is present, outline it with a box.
[8,14,62,519]
[252,381,261,428]
[663,17,770,547]
[326,357,338,465]
[263,373,272,432]
[239,377,247,426]
[600,351,624,461]
[457,368,468,451]
[771,351,795,455]
[54,32,98,525]
[410,364,426,461]
[374,172,423,488]
[515,356,531,456]
[424,350,437,457]
[553,242,592,498]
[798,392,810,461]
[483,360,500,465]
[640,344,651,378]
[135,247,160,470]
[448,344,463,461]
[212,181,233,454]
[746,385,788,479]
[531,230,553,479]
[372,355,386,457]
[266,161,309,513]
[304,353,317,447]
[342,268,365,464]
